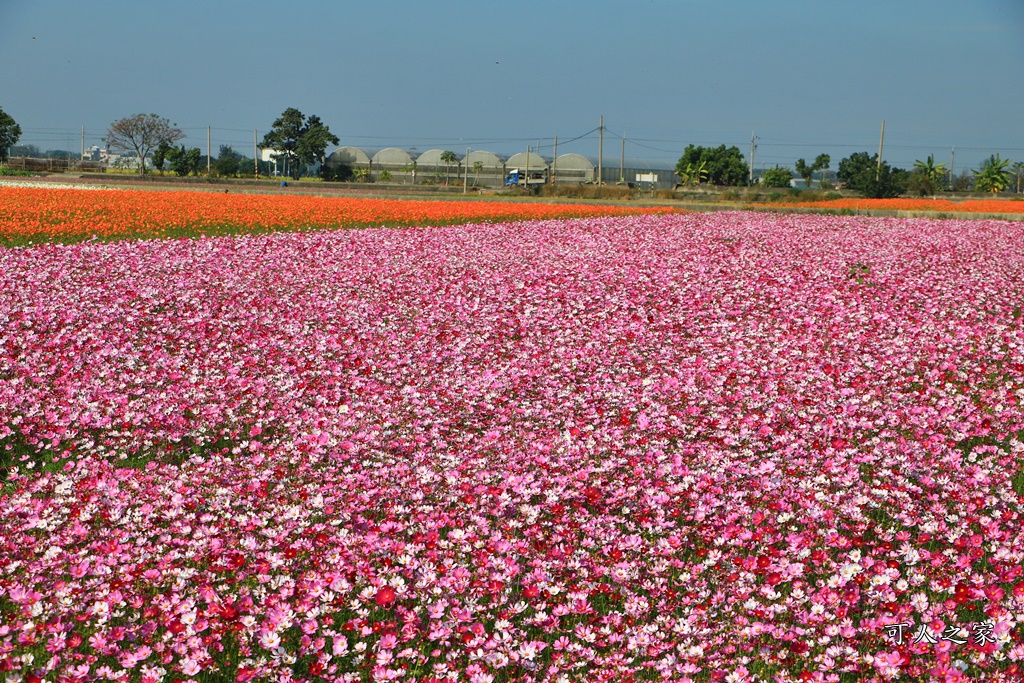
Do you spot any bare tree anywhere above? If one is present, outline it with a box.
[105,114,185,175]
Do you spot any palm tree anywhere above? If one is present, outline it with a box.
[472,160,484,187]
[913,155,948,184]
[676,160,708,187]
[911,155,949,196]
[440,150,458,186]
[973,154,1012,193]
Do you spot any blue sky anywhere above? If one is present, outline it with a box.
[2,0,1023,172]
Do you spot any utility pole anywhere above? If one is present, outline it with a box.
[463,147,469,194]
[81,125,85,160]
[552,135,557,185]
[598,115,604,185]
[950,146,955,190]
[525,145,531,189]
[254,129,259,179]
[620,129,625,183]
[538,139,543,184]
[749,131,757,185]
[876,120,885,181]
[207,127,211,175]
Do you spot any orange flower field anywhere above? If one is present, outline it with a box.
[771,196,1024,214]
[0,187,676,245]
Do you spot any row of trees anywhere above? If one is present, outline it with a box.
[675,143,1022,197]
[98,109,339,179]
[5,105,1023,192]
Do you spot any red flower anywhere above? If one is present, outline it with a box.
[984,585,1004,602]
[374,586,397,606]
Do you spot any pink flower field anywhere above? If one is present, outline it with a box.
[1,211,1024,683]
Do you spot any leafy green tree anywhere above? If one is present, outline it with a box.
[913,155,947,184]
[674,160,708,187]
[973,154,1012,193]
[295,115,338,178]
[906,172,936,197]
[0,107,22,162]
[794,154,830,188]
[676,145,747,186]
[105,114,185,175]
[908,155,948,196]
[166,145,202,176]
[151,141,173,175]
[214,145,242,177]
[261,108,339,180]
[440,150,458,185]
[761,166,793,188]
[473,160,484,187]
[837,151,906,198]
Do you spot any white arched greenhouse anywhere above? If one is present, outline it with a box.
[324,147,371,180]
[552,153,596,184]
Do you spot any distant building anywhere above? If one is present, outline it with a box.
[83,145,109,162]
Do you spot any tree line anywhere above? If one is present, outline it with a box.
[97,109,339,179]
[3,104,1022,193]
[0,106,339,180]
[676,144,1022,196]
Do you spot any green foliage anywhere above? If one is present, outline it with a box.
[322,163,353,182]
[378,170,393,182]
[761,166,793,188]
[837,151,907,198]
[151,141,172,174]
[676,144,747,186]
[261,108,340,180]
[794,154,830,188]
[214,145,242,177]
[675,160,708,187]
[0,107,22,162]
[906,171,939,197]
[913,154,947,184]
[973,154,1012,193]
[439,150,458,185]
[907,155,949,196]
[166,145,202,176]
